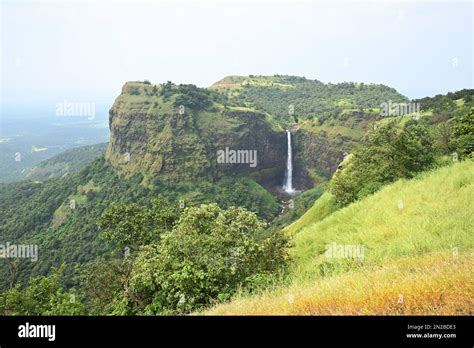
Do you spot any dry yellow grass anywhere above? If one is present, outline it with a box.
[205,251,473,315]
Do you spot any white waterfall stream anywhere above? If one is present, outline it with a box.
[283,130,295,193]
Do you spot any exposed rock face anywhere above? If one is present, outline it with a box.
[210,110,287,185]
[105,82,287,186]
[106,80,388,191]
[291,111,382,189]
[293,130,344,184]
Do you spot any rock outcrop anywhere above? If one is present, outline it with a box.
[105,82,287,187]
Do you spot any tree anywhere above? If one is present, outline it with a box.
[80,258,132,315]
[0,264,83,315]
[451,108,474,159]
[98,196,180,254]
[330,121,434,206]
[160,81,175,100]
[434,121,453,154]
[174,84,212,110]
[128,204,289,314]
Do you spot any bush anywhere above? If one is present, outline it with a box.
[98,196,180,253]
[174,84,212,110]
[330,121,434,206]
[128,86,140,95]
[129,204,289,314]
[451,108,474,159]
[160,81,175,100]
[79,258,131,315]
[0,264,84,315]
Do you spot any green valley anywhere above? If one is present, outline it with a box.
[0,76,472,316]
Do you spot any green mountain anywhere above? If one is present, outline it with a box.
[0,77,472,316]
[105,81,286,187]
[24,143,108,181]
[106,77,411,190]
[212,75,411,186]
[210,75,408,125]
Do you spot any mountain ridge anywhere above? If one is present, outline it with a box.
[1,80,471,314]
[104,76,410,190]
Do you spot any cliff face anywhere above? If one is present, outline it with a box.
[209,75,409,189]
[292,110,382,187]
[105,82,287,186]
[106,78,401,191]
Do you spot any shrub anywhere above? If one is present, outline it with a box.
[98,196,180,253]
[450,108,474,159]
[330,121,434,206]
[129,204,289,314]
[174,84,212,110]
[0,265,84,315]
[128,86,140,95]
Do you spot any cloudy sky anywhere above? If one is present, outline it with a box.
[1,0,472,107]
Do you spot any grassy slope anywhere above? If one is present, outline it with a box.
[282,192,338,237]
[205,161,474,315]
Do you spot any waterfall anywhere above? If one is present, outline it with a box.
[283,130,295,193]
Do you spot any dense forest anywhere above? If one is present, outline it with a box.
[210,75,409,126]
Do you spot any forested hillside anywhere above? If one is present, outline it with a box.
[210,75,408,126]
[24,143,108,181]
[0,77,472,315]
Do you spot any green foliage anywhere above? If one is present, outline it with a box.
[0,158,151,289]
[98,203,156,253]
[79,202,287,315]
[415,89,474,114]
[79,257,132,315]
[269,185,325,232]
[330,121,434,206]
[98,196,180,253]
[159,81,175,100]
[25,143,107,180]
[0,155,281,292]
[213,75,408,127]
[174,84,213,110]
[128,86,140,95]
[0,264,84,315]
[150,176,279,221]
[214,177,279,221]
[451,108,474,159]
[128,204,289,314]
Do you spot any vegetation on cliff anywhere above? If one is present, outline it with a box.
[0,78,472,315]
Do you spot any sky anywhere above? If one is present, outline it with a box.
[1,0,473,108]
